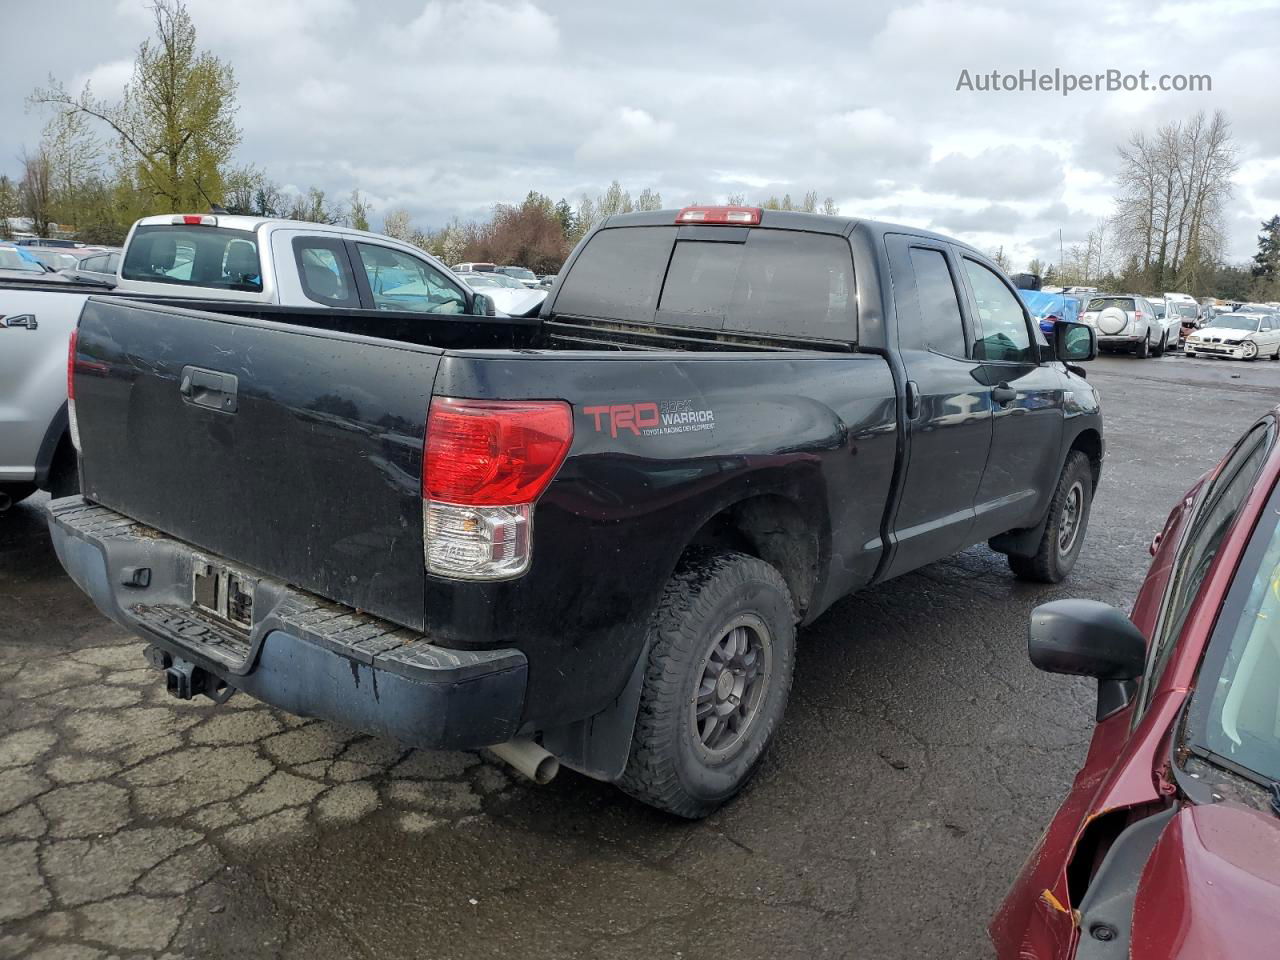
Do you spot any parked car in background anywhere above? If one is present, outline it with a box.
[1079,294,1166,357]
[1162,292,1199,347]
[538,274,557,288]
[451,261,496,274]
[1019,289,1081,335]
[62,248,122,285]
[992,408,1280,960]
[459,271,547,316]
[7,237,82,248]
[1184,310,1280,360]
[25,248,84,272]
[0,244,61,280]
[0,214,503,511]
[494,265,541,288]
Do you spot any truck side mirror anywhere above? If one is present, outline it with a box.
[1029,599,1147,722]
[470,292,496,317]
[1053,321,1097,362]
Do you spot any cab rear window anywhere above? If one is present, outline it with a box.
[122,225,262,292]
[555,226,854,340]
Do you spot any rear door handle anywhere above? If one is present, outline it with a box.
[992,383,1017,405]
[179,365,239,413]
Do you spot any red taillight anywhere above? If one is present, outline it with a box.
[66,329,77,400]
[675,205,762,226]
[424,398,572,506]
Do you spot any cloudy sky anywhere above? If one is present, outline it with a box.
[5,0,1280,268]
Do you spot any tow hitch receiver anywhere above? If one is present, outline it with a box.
[146,646,236,704]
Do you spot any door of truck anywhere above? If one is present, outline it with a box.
[953,253,1065,541]
[882,235,994,577]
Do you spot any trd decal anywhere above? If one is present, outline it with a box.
[582,400,716,438]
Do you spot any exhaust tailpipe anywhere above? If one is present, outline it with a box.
[488,738,559,784]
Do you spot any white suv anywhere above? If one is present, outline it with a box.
[1079,294,1165,358]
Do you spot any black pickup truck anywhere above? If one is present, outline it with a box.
[49,206,1102,817]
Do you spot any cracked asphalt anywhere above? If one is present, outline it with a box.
[2,352,1278,960]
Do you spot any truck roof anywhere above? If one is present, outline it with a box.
[132,214,409,246]
[600,208,984,257]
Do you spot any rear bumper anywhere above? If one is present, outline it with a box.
[46,497,527,749]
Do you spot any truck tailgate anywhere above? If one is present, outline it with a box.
[73,298,439,630]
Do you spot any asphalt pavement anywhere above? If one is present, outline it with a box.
[2,351,1277,960]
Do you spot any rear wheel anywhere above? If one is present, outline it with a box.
[1154,331,1167,357]
[1271,343,1280,361]
[1007,451,1093,584]
[1135,335,1150,359]
[619,551,796,819]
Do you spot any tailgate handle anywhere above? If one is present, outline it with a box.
[179,365,238,413]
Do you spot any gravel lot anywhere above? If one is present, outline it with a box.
[2,352,1277,960]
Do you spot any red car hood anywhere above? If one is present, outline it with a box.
[1131,802,1280,960]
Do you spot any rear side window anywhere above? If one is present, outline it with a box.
[554,227,675,323]
[293,237,359,307]
[902,247,966,356]
[122,225,262,292]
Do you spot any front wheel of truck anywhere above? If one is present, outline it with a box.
[619,551,796,819]
[1007,450,1094,584]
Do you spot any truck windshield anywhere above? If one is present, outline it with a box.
[121,224,262,292]
[1189,472,1280,787]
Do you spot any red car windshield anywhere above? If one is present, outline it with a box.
[1189,470,1280,786]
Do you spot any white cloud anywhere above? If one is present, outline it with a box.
[2,0,1278,269]
[576,108,674,164]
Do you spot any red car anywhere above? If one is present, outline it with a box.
[992,406,1280,960]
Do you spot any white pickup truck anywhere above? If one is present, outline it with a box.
[0,214,520,511]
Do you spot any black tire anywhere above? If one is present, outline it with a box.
[1271,344,1279,361]
[1186,351,1197,358]
[619,551,796,819]
[1007,451,1093,584]
[1135,335,1150,359]
[0,483,38,510]
[1153,331,1166,357]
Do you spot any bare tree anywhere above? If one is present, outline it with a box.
[19,147,54,236]
[1113,110,1236,294]
[634,187,662,212]
[347,189,372,231]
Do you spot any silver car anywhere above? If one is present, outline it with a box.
[1079,294,1165,358]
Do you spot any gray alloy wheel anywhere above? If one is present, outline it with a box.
[690,614,774,763]
[1057,480,1085,558]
